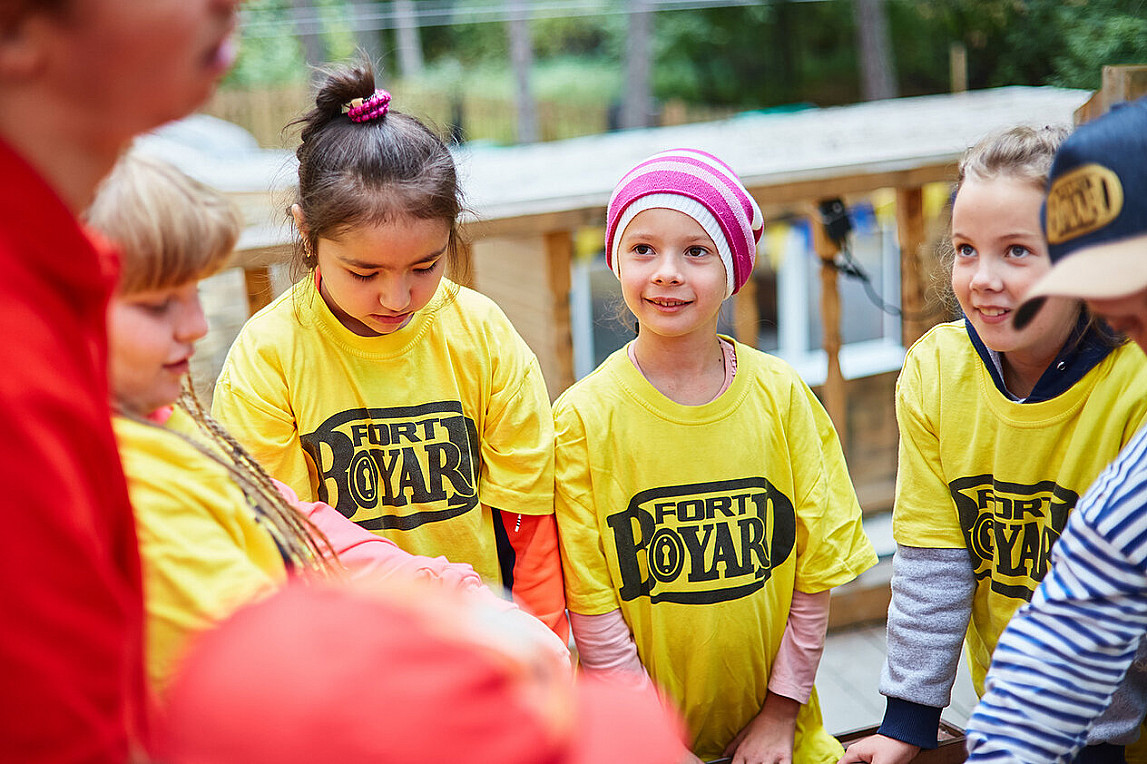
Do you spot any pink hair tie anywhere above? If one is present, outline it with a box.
[346,89,391,123]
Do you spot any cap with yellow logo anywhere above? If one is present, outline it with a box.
[1013,97,1147,330]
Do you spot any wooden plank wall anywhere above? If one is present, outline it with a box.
[470,233,575,400]
[835,371,900,514]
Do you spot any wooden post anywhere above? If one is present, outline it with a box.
[949,42,968,94]
[545,230,576,396]
[469,232,575,400]
[244,266,274,316]
[392,0,424,77]
[734,275,760,348]
[1075,65,1147,125]
[811,206,847,447]
[896,186,928,348]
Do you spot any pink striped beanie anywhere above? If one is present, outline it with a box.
[606,148,764,297]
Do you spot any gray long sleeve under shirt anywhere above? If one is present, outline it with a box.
[882,544,1147,746]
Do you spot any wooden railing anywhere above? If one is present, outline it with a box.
[1074,65,1147,125]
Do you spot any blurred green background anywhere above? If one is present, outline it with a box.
[208,0,1147,146]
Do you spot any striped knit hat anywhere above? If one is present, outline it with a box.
[606,148,764,298]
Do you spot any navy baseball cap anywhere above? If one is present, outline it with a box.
[1014,97,1147,330]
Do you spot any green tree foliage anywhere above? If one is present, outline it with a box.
[891,0,1147,93]
[531,12,620,58]
[226,0,308,86]
[226,0,364,85]
[649,1,859,108]
[902,0,1019,85]
[1039,0,1147,89]
[224,0,1146,108]
[419,6,510,66]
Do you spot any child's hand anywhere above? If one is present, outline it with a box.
[836,733,920,764]
[722,692,798,764]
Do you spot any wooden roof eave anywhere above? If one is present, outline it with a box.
[458,154,959,240]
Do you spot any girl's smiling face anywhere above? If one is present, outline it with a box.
[951,175,1078,362]
[311,216,452,337]
[617,207,727,342]
[109,281,208,417]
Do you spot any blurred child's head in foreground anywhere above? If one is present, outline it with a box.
[158,580,688,764]
[86,151,240,297]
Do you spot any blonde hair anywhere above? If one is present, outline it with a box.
[85,152,240,296]
[938,125,1071,312]
[944,124,1121,346]
[87,153,339,577]
[957,124,1071,196]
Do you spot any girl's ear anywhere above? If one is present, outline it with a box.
[291,204,318,268]
[289,204,308,237]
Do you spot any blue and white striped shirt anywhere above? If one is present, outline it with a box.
[966,424,1147,764]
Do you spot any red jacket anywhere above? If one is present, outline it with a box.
[0,139,148,761]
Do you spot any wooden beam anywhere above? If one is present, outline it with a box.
[229,243,292,271]
[231,161,962,275]
[811,205,847,447]
[748,162,957,209]
[458,160,959,241]
[896,186,928,348]
[827,579,891,632]
[243,266,274,315]
[545,230,576,396]
[734,275,760,348]
[462,206,606,239]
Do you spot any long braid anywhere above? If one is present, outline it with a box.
[176,378,342,578]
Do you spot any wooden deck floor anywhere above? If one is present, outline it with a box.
[820,620,979,737]
[820,512,978,736]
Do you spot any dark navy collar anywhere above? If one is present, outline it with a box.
[964,314,1119,403]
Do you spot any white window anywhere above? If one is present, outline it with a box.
[569,196,924,383]
[771,200,907,386]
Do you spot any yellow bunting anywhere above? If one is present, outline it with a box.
[574,226,605,263]
[870,188,897,226]
[765,221,790,271]
[923,182,951,220]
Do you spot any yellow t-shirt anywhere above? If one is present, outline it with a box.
[113,410,286,697]
[212,277,554,587]
[554,341,877,761]
[894,320,1147,695]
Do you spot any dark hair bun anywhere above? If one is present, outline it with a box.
[296,61,379,148]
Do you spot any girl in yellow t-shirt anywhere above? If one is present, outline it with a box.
[840,127,1147,764]
[210,60,566,641]
[90,152,568,697]
[553,148,877,763]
